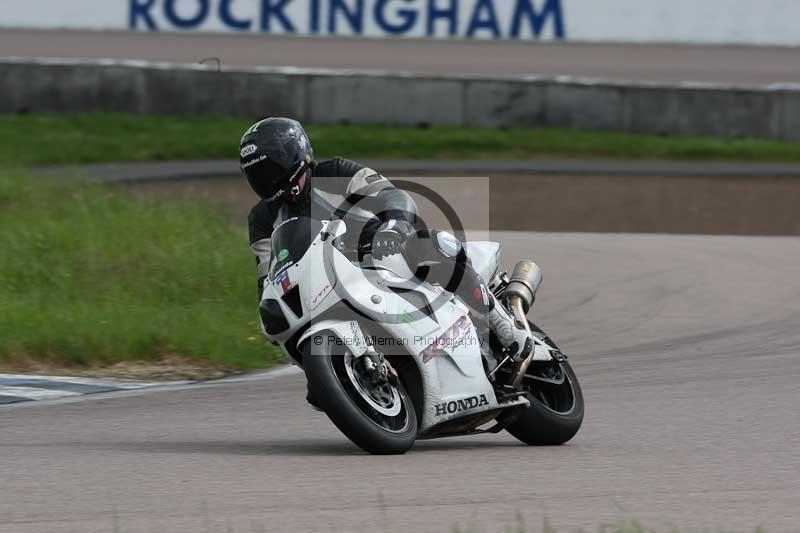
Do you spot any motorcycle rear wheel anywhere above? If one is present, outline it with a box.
[504,324,584,445]
[303,332,418,455]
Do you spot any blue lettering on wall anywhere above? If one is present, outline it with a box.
[427,0,458,37]
[374,0,417,35]
[328,0,364,34]
[510,0,564,39]
[219,0,252,31]
[127,0,566,41]
[164,0,209,29]
[261,0,295,32]
[129,0,158,30]
[467,0,500,39]
[310,0,321,34]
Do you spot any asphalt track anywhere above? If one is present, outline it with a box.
[2,232,799,532]
[3,29,800,85]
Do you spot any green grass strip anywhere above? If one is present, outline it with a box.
[1,113,799,167]
[0,172,281,369]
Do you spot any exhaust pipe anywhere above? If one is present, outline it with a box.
[506,261,544,386]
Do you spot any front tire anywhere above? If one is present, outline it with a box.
[303,333,418,455]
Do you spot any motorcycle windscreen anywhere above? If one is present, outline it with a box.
[269,216,324,281]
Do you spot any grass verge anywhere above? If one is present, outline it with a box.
[1,113,799,166]
[0,172,281,373]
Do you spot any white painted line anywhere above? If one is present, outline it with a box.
[0,386,82,400]
[212,365,302,383]
[0,374,190,389]
[0,365,301,409]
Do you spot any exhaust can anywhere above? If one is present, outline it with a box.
[505,261,543,313]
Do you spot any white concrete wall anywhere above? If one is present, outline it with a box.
[2,58,798,140]
[566,0,800,46]
[1,0,799,46]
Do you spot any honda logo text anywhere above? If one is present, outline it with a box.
[435,394,489,416]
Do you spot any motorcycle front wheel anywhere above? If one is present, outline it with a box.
[303,332,418,455]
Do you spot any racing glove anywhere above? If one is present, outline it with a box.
[371,220,414,260]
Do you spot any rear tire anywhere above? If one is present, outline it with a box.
[303,333,418,455]
[505,359,584,445]
[504,323,584,445]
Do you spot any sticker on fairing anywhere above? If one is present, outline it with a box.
[277,249,290,262]
[420,315,472,364]
[275,271,292,294]
[310,283,333,309]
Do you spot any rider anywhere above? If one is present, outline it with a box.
[241,118,533,386]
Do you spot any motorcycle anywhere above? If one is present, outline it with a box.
[259,216,584,454]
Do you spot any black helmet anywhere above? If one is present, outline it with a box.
[240,117,314,203]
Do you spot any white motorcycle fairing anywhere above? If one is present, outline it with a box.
[463,241,501,283]
[263,219,528,434]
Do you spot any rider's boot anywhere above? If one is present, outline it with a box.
[475,322,497,374]
[484,294,533,363]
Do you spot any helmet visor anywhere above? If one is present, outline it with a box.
[243,157,288,201]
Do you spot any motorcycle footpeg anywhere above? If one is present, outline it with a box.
[495,384,525,403]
